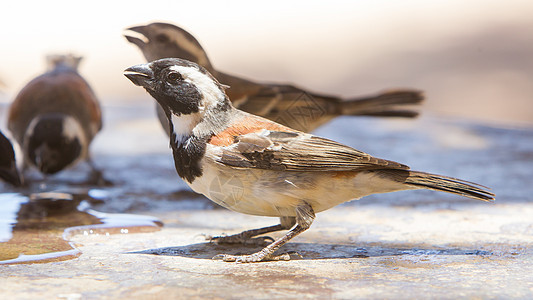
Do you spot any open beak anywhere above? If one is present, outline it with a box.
[124,63,153,87]
[123,25,149,49]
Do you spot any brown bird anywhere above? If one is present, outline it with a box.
[124,58,494,263]
[124,22,424,133]
[0,130,22,186]
[8,54,105,184]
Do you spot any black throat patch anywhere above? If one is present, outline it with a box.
[169,131,208,183]
[164,110,210,184]
[27,115,82,174]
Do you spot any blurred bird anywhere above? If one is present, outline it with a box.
[0,130,22,186]
[124,22,424,133]
[124,58,494,263]
[8,54,106,184]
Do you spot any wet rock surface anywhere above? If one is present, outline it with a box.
[1,101,532,299]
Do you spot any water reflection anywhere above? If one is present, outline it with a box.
[0,191,162,264]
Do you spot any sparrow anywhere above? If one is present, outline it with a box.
[0,130,22,186]
[124,58,494,263]
[7,54,105,184]
[124,22,424,134]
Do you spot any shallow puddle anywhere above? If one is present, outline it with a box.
[0,191,162,265]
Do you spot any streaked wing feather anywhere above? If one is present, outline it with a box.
[217,130,409,172]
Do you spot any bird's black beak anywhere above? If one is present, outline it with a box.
[0,166,22,187]
[123,26,148,49]
[124,63,153,87]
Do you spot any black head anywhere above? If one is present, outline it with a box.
[0,131,22,186]
[125,58,234,184]
[24,114,85,174]
[124,58,230,117]
[124,22,213,69]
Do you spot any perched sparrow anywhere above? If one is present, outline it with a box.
[124,58,494,263]
[0,130,22,186]
[124,22,424,133]
[8,54,105,183]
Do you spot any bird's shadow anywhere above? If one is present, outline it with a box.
[129,242,491,260]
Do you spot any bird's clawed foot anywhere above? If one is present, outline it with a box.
[206,233,274,246]
[213,251,302,263]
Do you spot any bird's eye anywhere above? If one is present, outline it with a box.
[167,72,183,82]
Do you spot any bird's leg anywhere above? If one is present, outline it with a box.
[208,216,295,246]
[86,156,113,186]
[213,202,315,263]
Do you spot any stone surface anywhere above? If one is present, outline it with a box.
[2,204,532,299]
[1,101,532,299]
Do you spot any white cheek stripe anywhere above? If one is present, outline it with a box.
[62,116,83,140]
[171,113,201,146]
[169,65,223,108]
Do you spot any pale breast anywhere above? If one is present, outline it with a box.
[189,145,413,217]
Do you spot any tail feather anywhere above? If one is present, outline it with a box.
[405,171,495,202]
[340,90,424,118]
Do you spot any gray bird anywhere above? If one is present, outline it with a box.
[124,22,424,134]
[0,130,22,186]
[124,58,494,263]
[8,54,105,184]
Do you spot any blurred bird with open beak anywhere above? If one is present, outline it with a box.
[124,22,424,134]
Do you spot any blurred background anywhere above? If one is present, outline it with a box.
[0,0,532,127]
